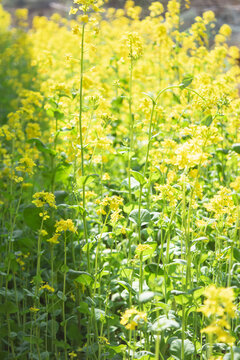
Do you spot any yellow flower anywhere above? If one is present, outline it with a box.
[55,219,77,233]
[102,172,110,181]
[149,2,164,17]
[135,244,151,253]
[199,285,236,346]
[121,32,143,60]
[47,233,60,245]
[40,229,48,237]
[98,336,110,345]
[219,24,232,37]
[199,285,236,318]
[29,307,40,313]
[110,209,123,224]
[69,7,78,15]
[32,191,56,208]
[40,283,55,292]
[203,10,215,24]
[120,307,147,330]
[69,351,77,358]
[39,211,50,220]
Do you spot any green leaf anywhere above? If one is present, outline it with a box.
[0,302,18,314]
[60,264,69,273]
[232,144,240,154]
[94,308,105,321]
[142,91,155,104]
[47,320,59,336]
[75,273,93,286]
[122,177,141,190]
[77,174,99,187]
[57,291,67,302]
[117,280,136,294]
[54,190,68,204]
[202,114,213,127]
[131,170,146,186]
[135,351,155,359]
[107,344,127,354]
[135,242,157,256]
[77,302,90,314]
[179,74,193,89]
[223,347,240,360]
[23,205,42,230]
[129,209,151,227]
[151,316,179,332]
[54,110,64,120]
[22,336,43,345]
[144,263,164,275]
[216,148,229,155]
[27,138,56,156]
[170,339,195,360]
[139,291,155,303]
[233,247,240,262]
[82,242,94,252]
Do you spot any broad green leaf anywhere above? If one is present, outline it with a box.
[135,351,155,359]
[232,144,240,154]
[151,316,179,332]
[129,209,151,226]
[139,291,155,303]
[107,344,127,354]
[233,247,240,262]
[0,302,18,314]
[122,177,140,190]
[131,170,146,186]
[75,273,93,286]
[144,263,164,275]
[23,205,42,230]
[54,190,68,204]
[170,339,195,360]
[77,302,90,314]
[77,174,98,187]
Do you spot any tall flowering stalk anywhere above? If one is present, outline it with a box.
[71,0,104,272]
[54,219,77,360]
[121,32,143,201]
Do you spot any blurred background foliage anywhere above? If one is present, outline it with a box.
[2,0,240,45]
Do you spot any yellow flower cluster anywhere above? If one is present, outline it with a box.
[32,192,56,209]
[55,219,77,233]
[47,233,60,245]
[198,285,236,346]
[70,0,105,15]
[135,244,151,253]
[96,195,124,223]
[121,32,143,60]
[120,307,147,330]
[39,283,55,292]
[16,156,36,175]
[204,186,237,225]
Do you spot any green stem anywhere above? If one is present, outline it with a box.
[78,22,90,272]
[63,233,67,360]
[128,53,134,202]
